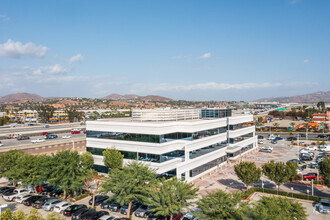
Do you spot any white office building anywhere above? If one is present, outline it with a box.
[86,108,257,182]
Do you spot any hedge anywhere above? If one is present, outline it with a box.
[243,187,328,202]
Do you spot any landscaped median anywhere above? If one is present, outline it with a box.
[242,187,329,202]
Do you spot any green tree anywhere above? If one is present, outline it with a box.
[317,101,325,112]
[49,150,86,199]
[262,161,297,190]
[197,189,247,220]
[0,208,15,220]
[46,212,66,220]
[234,161,262,190]
[35,105,54,123]
[250,196,307,220]
[66,107,84,122]
[100,161,156,218]
[80,152,94,169]
[14,210,27,220]
[26,208,43,220]
[273,122,280,130]
[0,150,26,178]
[319,157,330,187]
[290,122,296,130]
[102,148,124,170]
[146,178,198,220]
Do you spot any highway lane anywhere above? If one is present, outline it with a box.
[257,132,329,141]
[0,122,83,134]
[0,131,85,148]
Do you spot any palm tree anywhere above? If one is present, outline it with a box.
[273,123,280,131]
[146,178,198,220]
[290,122,296,131]
[100,161,156,218]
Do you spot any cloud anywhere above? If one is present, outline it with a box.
[33,64,69,75]
[0,14,9,21]
[199,52,211,59]
[303,59,309,63]
[69,53,83,63]
[0,39,49,58]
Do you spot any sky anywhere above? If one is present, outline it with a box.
[0,0,329,101]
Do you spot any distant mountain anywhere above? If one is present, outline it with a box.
[103,93,173,101]
[0,93,45,103]
[254,91,330,103]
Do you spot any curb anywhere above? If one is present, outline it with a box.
[292,181,324,188]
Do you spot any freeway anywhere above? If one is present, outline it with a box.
[257,132,329,141]
[0,122,83,134]
[0,131,85,148]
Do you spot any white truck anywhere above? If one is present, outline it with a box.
[3,188,31,201]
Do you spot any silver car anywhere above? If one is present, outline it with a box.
[318,199,330,214]
[42,199,63,211]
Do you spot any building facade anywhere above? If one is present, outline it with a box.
[86,109,257,182]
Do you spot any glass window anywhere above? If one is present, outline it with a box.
[189,141,227,159]
[229,132,254,144]
[229,122,254,130]
[189,155,227,177]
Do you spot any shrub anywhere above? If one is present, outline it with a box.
[294,174,302,181]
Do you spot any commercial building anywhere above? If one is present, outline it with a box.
[86,108,257,182]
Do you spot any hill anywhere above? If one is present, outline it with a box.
[102,93,173,101]
[254,91,330,103]
[0,93,45,103]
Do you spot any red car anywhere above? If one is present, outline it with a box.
[303,173,322,181]
[41,132,49,135]
[71,130,80,134]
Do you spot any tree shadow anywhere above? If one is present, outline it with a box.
[283,183,330,198]
[217,178,245,190]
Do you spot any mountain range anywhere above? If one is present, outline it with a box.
[0,92,173,103]
[254,91,330,103]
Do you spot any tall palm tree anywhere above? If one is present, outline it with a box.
[146,178,198,220]
[290,122,296,131]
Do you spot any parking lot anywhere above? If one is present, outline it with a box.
[0,185,150,220]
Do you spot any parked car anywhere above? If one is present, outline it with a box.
[41,132,49,135]
[101,199,114,209]
[42,199,63,211]
[71,130,81,134]
[287,137,297,141]
[259,146,272,153]
[258,135,264,139]
[89,195,109,206]
[76,209,97,220]
[320,145,330,152]
[120,201,141,215]
[303,173,321,181]
[14,194,34,203]
[0,141,3,147]
[274,137,283,141]
[305,146,317,151]
[258,140,264,144]
[318,199,330,214]
[0,187,15,195]
[62,135,71,139]
[109,202,121,212]
[300,154,313,161]
[1,188,16,197]
[289,159,306,165]
[41,185,55,195]
[54,201,73,213]
[81,210,109,220]
[98,215,120,220]
[31,138,45,144]
[23,195,44,206]
[3,188,31,201]
[309,162,319,169]
[32,197,56,209]
[63,204,87,216]
[49,187,63,197]
[17,135,30,140]
[270,140,277,144]
[135,204,150,218]
[317,134,326,139]
[71,208,90,220]
[298,133,306,137]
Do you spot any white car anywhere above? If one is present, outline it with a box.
[0,143,3,147]
[3,188,31,201]
[320,145,330,152]
[42,199,63,211]
[54,201,73,213]
[62,135,71,139]
[14,194,34,203]
[98,215,120,220]
[31,138,45,144]
[258,140,264,144]
[306,146,317,151]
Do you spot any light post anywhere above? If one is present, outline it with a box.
[291,187,294,198]
[261,182,264,193]
[312,179,314,196]
[72,140,75,151]
[307,189,310,200]
[276,185,279,195]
